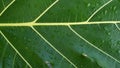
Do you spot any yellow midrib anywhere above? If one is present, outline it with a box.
[0,21,120,27]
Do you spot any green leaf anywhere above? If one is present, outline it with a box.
[0,0,120,68]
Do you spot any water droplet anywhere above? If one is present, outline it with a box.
[105,10,107,15]
[45,61,52,68]
[113,6,117,10]
[110,7,113,10]
[87,3,91,7]
[96,3,99,6]
[102,40,105,43]
[107,32,111,35]
[82,53,88,57]
[118,50,120,54]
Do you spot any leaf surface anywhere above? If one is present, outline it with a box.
[0,0,120,68]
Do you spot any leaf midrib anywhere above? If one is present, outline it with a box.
[0,21,120,27]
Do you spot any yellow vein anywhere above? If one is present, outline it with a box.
[12,53,17,68]
[0,0,15,16]
[0,41,7,66]
[115,23,120,31]
[2,0,5,8]
[32,0,59,23]
[0,21,120,27]
[31,26,78,68]
[68,25,120,64]
[86,0,112,22]
[0,31,32,68]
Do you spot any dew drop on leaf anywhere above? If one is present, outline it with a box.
[45,61,53,68]
[107,32,111,35]
[87,3,91,7]
[118,50,120,54]
[82,53,88,57]
[105,10,107,15]
[113,6,117,11]
[102,40,105,43]
[104,26,109,31]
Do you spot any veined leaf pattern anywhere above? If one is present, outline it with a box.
[0,0,120,68]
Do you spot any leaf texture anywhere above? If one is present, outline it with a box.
[0,0,120,68]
